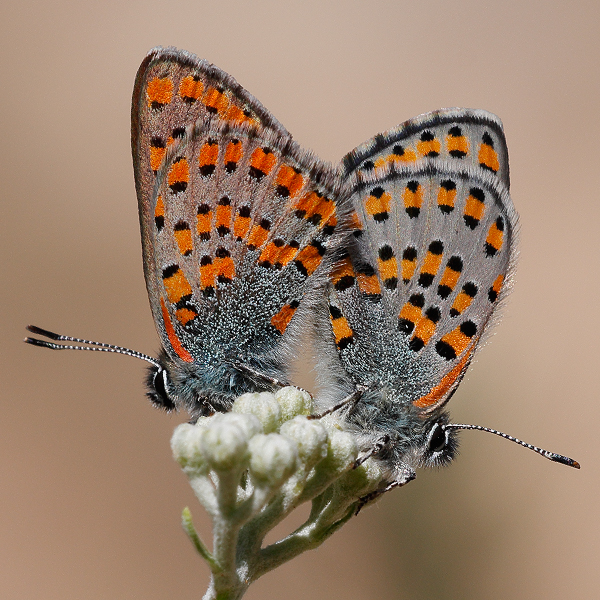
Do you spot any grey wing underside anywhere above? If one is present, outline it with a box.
[320,109,517,409]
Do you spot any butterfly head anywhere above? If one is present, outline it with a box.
[417,414,460,468]
[387,410,459,470]
[145,356,177,411]
[143,349,229,417]
[144,346,287,417]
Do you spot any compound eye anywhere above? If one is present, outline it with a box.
[153,368,167,397]
[428,423,447,453]
[148,367,176,411]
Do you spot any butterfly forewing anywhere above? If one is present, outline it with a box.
[342,108,510,190]
[132,47,290,263]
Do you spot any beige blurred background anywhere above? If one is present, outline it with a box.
[2,1,598,598]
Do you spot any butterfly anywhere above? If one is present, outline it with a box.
[313,109,578,496]
[25,48,578,484]
[27,47,350,417]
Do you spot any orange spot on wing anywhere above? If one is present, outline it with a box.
[399,302,422,325]
[357,271,381,295]
[417,138,441,156]
[464,193,485,221]
[378,254,398,282]
[168,158,189,187]
[412,319,437,346]
[446,135,469,155]
[485,220,504,253]
[314,195,335,222]
[401,256,417,283]
[295,192,334,223]
[199,142,219,169]
[413,344,474,409]
[330,311,354,348]
[233,210,251,239]
[215,202,232,232]
[437,184,456,211]
[147,77,173,107]
[224,104,245,123]
[439,325,475,357]
[214,251,235,281]
[175,307,197,326]
[197,206,212,240]
[160,298,193,363]
[250,147,277,176]
[271,302,299,334]
[492,275,503,294]
[393,147,417,163]
[332,256,355,285]
[295,244,324,276]
[174,225,193,256]
[439,265,460,290]
[203,86,229,114]
[403,183,423,212]
[275,242,300,267]
[247,222,270,249]
[489,274,504,302]
[479,143,500,172]
[365,191,391,217]
[374,148,417,168]
[259,241,279,265]
[150,146,166,171]
[155,196,165,218]
[179,76,203,101]
[224,140,243,166]
[199,257,216,290]
[163,267,192,304]
[451,291,473,315]
[275,164,304,197]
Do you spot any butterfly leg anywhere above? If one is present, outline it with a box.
[308,385,367,420]
[236,363,290,389]
[353,433,390,468]
[355,465,416,514]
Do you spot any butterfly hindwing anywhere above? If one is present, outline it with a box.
[319,111,517,417]
[337,164,516,407]
[131,47,350,414]
[144,117,348,411]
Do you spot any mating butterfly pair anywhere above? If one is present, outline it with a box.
[26,47,578,490]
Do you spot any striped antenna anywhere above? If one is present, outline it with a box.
[444,423,580,468]
[24,325,161,369]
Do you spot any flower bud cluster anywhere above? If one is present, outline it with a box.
[171,387,386,600]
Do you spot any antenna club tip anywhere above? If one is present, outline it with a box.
[550,455,580,469]
[26,325,60,339]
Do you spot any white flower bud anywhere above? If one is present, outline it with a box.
[337,454,384,496]
[275,386,313,422]
[232,391,281,433]
[171,422,205,468]
[279,416,328,468]
[199,413,260,471]
[324,428,359,475]
[249,433,298,486]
